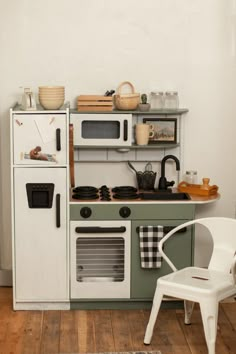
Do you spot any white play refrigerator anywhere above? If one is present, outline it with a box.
[10,105,69,310]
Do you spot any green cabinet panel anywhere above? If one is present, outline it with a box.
[70,203,195,220]
[131,219,194,299]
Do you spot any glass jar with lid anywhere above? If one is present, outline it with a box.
[150,91,164,109]
[164,91,179,109]
[184,170,198,185]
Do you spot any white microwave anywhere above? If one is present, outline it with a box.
[70,113,132,146]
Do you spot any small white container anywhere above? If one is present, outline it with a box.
[164,91,179,109]
[184,170,198,185]
[150,91,164,109]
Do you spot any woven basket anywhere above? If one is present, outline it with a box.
[114,81,140,110]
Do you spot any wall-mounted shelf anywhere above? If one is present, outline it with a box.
[70,108,188,115]
[74,143,180,150]
[71,109,186,164]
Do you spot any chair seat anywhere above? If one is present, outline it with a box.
[158,267,235,299]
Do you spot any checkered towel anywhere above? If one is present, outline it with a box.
[139,225,164,268]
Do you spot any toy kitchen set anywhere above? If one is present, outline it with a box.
[10,84,219,310]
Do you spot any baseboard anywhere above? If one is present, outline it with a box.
[0,269,12,286]
[14,301,70,310]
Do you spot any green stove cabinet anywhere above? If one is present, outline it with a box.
[131,219,193,299]
[130,204,195,300]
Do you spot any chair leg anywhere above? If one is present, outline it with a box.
[144,287,163,345]
[199,300,219,354]
[184,300,195,324]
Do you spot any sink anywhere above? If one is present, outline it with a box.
[140,192,190,201]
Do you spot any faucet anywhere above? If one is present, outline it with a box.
[158,155,180,191]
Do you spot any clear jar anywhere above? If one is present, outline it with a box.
[164,91,179,109]
[150,91,164,109]
[184,170,198,185]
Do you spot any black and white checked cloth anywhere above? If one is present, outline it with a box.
[139,225,164,268]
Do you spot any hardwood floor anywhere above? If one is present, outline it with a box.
[0,287,236,354]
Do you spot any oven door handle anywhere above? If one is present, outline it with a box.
[75,226,126,234]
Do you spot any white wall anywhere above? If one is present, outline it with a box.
[0,0,236,269]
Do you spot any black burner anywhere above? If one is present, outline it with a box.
[113,193,139,200]
[112,186,137,193]
[72,186,99,200]
[99,185,111,201]
[73,186,98,194]
[72,193,99,200]
[112,186,139,200]
[72,185,140,201]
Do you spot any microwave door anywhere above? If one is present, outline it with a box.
[70,113,132,146]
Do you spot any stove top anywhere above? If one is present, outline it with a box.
[72,185,139,201]
[71,185,189,202]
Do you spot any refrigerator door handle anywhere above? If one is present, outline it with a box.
[56,194,61,228]
[56,128,61,151]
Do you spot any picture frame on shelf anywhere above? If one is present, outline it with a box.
[143,118,177,144]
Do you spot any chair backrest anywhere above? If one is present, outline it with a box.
[159,217,236,275]
[197,217,236,273]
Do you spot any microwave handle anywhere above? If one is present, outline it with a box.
[56,128,61,151]
[75,226,126,234]
[123,120,128,141]
[56,194,61,228]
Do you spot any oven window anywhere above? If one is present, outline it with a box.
[82,120,120,139]
[76,237,125,282]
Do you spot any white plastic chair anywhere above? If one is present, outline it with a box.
[144,217,236,354]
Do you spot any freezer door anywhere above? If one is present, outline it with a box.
[14,168,68,301]
[12,114,67,165]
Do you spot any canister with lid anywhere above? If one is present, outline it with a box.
[150,91,164,109]
[164,91,179,109]
[184,170,198,185]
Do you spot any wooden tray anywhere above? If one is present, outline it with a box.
[77,95,113,112]
[178,181,219,196]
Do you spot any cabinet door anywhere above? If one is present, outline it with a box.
[131,219,193,299]
[14,168,68,301]
[13,114,67,165]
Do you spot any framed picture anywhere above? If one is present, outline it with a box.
[143,118,177,144]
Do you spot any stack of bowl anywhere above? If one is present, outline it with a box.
[38,86,65,110]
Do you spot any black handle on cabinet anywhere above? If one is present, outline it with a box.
[136,226,187,234]
[56,128,61,151]
[75,226,126,234]
[123,120,128,141]
[56,194,61,228]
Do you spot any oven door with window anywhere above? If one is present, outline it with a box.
[70,220,131,299]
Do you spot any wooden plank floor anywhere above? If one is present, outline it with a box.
[0,287,236,354]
